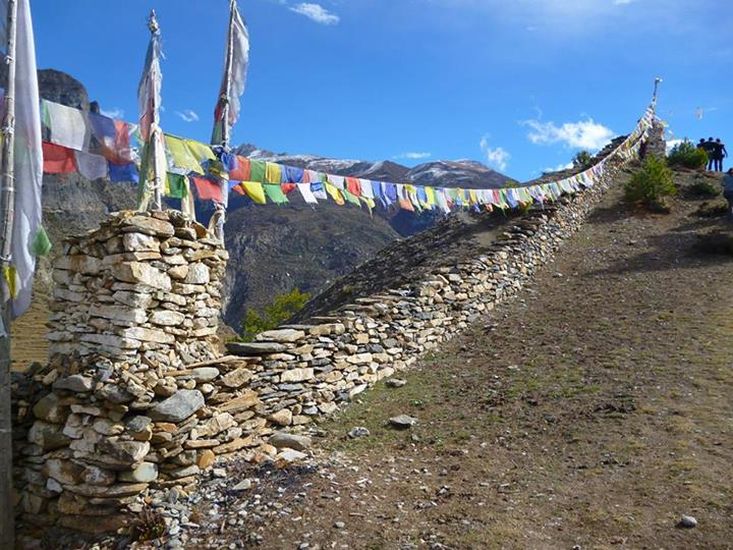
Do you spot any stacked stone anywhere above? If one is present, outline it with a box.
[47,210,225,367]
[16,210,264,532]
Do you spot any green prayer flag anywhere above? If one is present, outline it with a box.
[166,173,187,199]
[250,160,266,183]
[263,184,288,204]
[342,189,361,206]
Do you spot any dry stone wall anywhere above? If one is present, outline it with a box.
[13,154,630,533]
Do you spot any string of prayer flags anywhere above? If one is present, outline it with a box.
[34,93,655,217]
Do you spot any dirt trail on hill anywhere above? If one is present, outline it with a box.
[198,179,733,549]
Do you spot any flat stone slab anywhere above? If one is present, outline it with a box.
[148,390,204,422]
[269,432,312,451]
[255,329,306,343]
[226,341,288,356]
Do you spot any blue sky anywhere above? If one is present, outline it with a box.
[32,0,731,181]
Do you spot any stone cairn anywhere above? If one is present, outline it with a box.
[12,152,630,534]
[12,211,268,532]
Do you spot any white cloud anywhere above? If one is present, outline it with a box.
[479,135,510,171]
[176,109,200,123]
[394,152,432,160]
[522,118,615,151]
[544,161,574,172]
[613,0,635,5]
[290,3,340,25]
[100,107,124,119]
[665,138,685,153]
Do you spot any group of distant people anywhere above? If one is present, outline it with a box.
[697,137,728,171]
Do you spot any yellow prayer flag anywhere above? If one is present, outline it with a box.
[165,135,205,174]
[325,182,345,206]
[184,139,216,162]
[265,162,282,184]
[360,196,375,213]
[241,182,267,204]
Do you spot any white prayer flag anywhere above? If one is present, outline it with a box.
[212,0,250,146]
[5,0,45,317]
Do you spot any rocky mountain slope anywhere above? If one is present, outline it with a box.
[238,145,511,189]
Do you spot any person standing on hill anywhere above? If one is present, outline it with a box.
[713,138,727,172]
[704,137,716,170]
[722,168,733,216]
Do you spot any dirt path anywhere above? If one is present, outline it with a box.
[11,286,49,372]
[195,178,733,549]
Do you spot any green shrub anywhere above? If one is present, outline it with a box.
[572,150,593,169]
[624,155,676,209]
[241,288,311,342]
[667,140,708,169]
[686,176,720,198]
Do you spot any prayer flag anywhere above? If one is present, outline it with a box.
[42,142,76,174]
[192,176,223,202]
[165,134,204,174]
[211,0,250,146]
[296,183,318,204]
[137,14,162,143]
[264,162,282,184]
[44,100,90,151]
[345,177,362,197]
[249,159,265,182]
[342,188,361,206]
[311,182,327,201]
[137,12,167,211]
[263,183,288,204]
[229,156,250,181]
[284,165,304,183]
[325,182,345,205]
[4,0,46,316]
[359,179,373,199]
[108,161,139,183]
[241,181,266,204]
[74,150,108,180]
[328,174,345,190]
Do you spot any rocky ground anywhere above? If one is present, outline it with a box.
[176,171,732,549]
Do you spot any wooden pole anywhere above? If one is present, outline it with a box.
[0,0,19,544]
[213,0,237,242]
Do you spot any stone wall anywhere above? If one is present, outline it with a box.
[13,153,632,533]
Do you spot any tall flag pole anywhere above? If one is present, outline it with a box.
[137,10,166,212]
[210,0,249,240]
[1,0,45,543]
[0,1,17,541]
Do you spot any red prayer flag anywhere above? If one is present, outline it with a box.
[42,142,77,174]
[229,156,251,181]
[281,183,296,195]
[345,177,362,197]
[192,176,223,202]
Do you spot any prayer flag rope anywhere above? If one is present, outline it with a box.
[38,98,656,215]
